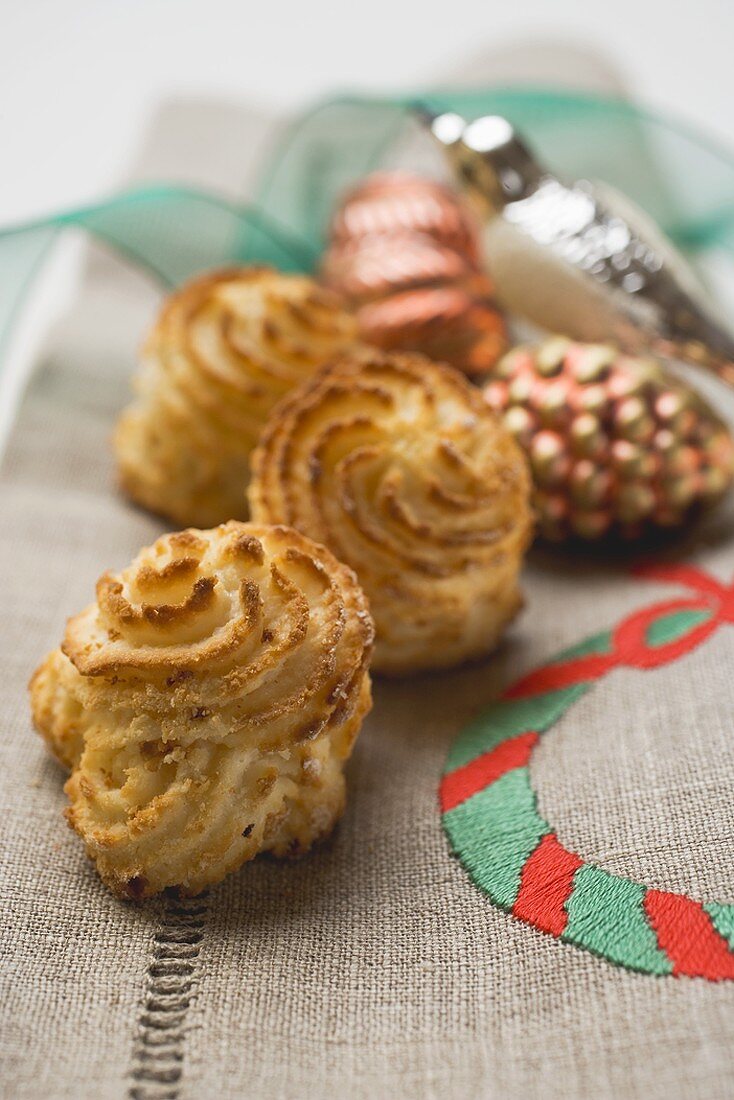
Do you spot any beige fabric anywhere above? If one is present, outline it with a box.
[1,258,734,1100]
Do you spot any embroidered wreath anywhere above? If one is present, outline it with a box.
[441,564,734,980]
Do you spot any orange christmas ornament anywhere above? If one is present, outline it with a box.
[322,172,507,376]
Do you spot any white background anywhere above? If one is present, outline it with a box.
[2,0,734,225]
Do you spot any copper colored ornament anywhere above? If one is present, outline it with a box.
[328,171,481,264]
[322,171,507,376]
[321,232,475,303]
[358,281,507,376]
[484,337,734,542]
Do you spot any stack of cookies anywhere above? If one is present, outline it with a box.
[30,261,532,898]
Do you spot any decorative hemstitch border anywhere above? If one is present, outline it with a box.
[128,893,209,1100]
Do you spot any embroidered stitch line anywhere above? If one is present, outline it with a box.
[441,564,734,980]
[128,893,209,1100]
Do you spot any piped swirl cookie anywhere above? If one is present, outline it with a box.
[114,267,361,527]
[249,351,533,674]
[29,522,374,898]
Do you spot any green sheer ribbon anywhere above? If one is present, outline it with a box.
[255,90,734,257]
[0,184,315,365]
[2,88,733,370]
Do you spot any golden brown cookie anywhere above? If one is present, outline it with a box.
[114,267,361,527]
[249,350,532,675]
[30,522,374,898]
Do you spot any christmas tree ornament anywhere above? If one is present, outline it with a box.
[326,170,481,265]
[321,172,507,376]
[484,337,734,541]
[424,111,734,386]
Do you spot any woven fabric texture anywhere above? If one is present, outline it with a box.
[1,260,733,1100]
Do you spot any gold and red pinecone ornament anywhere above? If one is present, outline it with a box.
[321,171,507,376]
[484,337,734,541]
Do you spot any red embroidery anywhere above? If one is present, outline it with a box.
[644,891,734,981]
[513,834,583,936]
[443,563,734,979]
[439,731,538,813]
[507,565,734,701]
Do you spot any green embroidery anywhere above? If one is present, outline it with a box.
[563,865,672,975]
[552,630,614,662]
[441,583,734,979]
[705,903,734,951]
[446,684,590,772]
[646,609,711,647]
[444,768,549,909]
